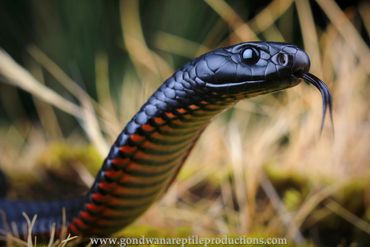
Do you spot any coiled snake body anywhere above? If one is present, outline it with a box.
[0,42,332,238]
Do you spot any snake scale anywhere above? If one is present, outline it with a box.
[0,42,332,239]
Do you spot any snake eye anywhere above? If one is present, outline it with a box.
[277,53,289,66]
[242,47,260,65]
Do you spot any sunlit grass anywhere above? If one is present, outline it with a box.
[0,0,369,246]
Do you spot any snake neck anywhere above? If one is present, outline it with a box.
[69,69,236,236]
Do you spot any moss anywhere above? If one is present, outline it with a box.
[7,142,103,200]
[36,142,102,174]
[264,165,309,199]
[334,178,369,213]
[283,189,303,211]
[117,224,192,238]
[366,207,370,221]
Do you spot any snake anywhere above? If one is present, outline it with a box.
[0,42,333,239]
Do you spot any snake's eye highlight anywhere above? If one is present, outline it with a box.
[242,47,259,65]
[277,53,289,66]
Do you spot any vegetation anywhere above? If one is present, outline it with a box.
[0,0,369,246]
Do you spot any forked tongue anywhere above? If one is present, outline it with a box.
[302,73,334,134]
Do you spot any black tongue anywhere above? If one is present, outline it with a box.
[302,73,334,134]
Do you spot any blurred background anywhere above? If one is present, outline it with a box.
[0,0,369,246]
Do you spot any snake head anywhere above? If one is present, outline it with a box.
[194,42,310,95]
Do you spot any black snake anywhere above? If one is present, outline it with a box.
[0,41,333,239]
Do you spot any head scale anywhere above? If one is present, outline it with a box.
[193,42,310,95]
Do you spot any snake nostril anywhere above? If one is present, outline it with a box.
[293,50,311,75]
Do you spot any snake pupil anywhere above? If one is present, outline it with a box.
[242,47,259,65]
[277,53,288,66]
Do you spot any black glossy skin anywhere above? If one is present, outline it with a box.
[0,42,311,239]
[199,42,309,92]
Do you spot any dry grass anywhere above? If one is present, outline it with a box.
[0,0,369,246]
[1,213,77,247]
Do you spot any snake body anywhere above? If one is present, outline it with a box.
[0,42,332,238]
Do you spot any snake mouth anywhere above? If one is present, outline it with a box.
[293,69,306,78]
[301,72,334,132]
[205,80,264,89]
